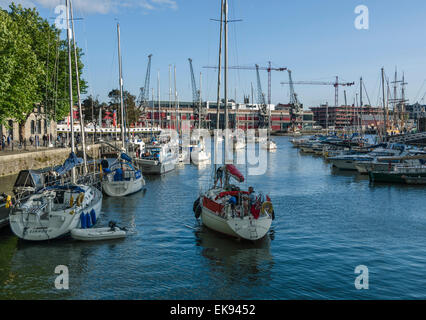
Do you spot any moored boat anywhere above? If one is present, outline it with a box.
[9,183,102,241]
[194,165,274,241]
[102,153,145,197]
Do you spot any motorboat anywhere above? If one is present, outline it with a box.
[329,143,407,171]
[136,137,178,174]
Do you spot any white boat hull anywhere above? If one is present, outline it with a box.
[136,158,177,175]
[261,141,277,151]
[9,186,103,241]
[191,150,210,165]
[200,203,272,241]
[102,176,145,197]
[329,159,358,170]
[71,227,126,241]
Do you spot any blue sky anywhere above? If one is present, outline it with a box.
[2,0,426,109]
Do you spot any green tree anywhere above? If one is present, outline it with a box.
[0,3,88,139]
[0,8,41,134]
[108,89,141,127]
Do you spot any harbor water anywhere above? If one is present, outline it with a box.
[0,136,425,299]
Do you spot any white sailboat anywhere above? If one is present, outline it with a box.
[191,136,210,165]
[195,165,274,241]
[101,23,145,197]
[193,0,274,241]
[102,153,145,196]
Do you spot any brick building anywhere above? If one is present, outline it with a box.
[0,105,57,144]
[310,104,385,129]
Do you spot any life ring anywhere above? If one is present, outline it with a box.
[76,192,85,206]
[261,201,274,217]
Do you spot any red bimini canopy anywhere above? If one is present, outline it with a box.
[226,164,244,183]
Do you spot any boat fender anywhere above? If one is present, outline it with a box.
[261,201,274,218]
[80,212,87,229]
[76,192,84,206]
[69,195,74,207]
[90,209,97,225]
[5,195,12,209]
[193,197,201,219]
[86,213,92,228]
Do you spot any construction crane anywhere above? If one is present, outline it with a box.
[188,58,200,105]
[203,61,287,105]
[280,76,355,107]
[255,64,269,129]
[188,58,205,128]
[137,54,152,116]
[286,70,303,132]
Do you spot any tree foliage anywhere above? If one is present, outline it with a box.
[0,3,87,128]
[108,89,141,127]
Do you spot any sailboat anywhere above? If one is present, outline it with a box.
[193,0,274,241]
[191,136,210,164]
[101,23,145,196]
[9,0,102,241]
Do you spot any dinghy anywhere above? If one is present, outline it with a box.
[71,222,127,241]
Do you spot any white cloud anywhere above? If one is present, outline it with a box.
[0,0,178,14]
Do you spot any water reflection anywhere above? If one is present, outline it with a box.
[194,226,274,290]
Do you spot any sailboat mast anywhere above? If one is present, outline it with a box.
[199,72,202,129]
[158,71,160,130]
[174,65,178,133]
[117,23,125,151]
[224,0,228,131]
[381,67,387,138]
[65,0,76,183]
[216,0,224,130]
[69,0,87,173]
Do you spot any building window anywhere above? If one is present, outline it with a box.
[31,120,35,134]
[44,119,47,133]
[37,120,41,134]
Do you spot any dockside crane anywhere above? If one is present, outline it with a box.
[255,64,269,129]
[280,76,355,107]
[188,58,206,128]
[286,70,303,132]
[137,54,153,120]
[203,61,287,106]
[281,76,354,131]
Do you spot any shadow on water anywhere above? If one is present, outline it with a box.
[192,225,275,298]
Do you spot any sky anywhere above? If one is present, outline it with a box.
[2,0,426,109]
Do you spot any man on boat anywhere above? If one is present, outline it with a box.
[248,186,260,219]
[214,166,224,188]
